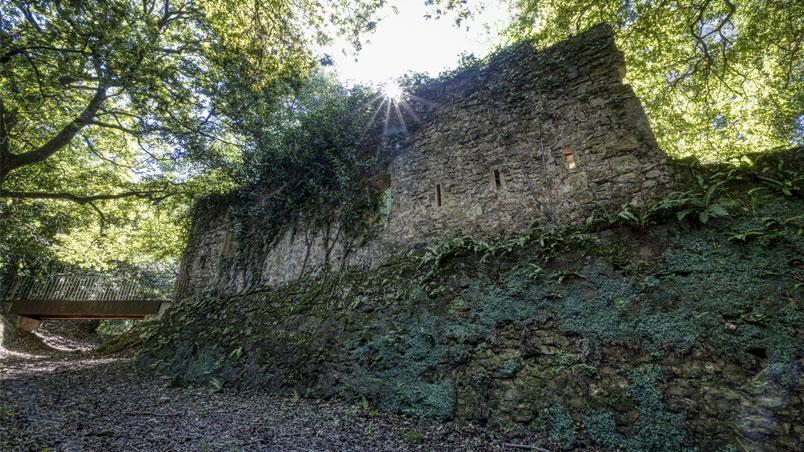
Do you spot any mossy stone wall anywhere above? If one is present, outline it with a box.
[139,185,804,451]
[173,23,674,299]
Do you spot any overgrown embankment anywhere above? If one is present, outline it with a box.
[135,149,804,452]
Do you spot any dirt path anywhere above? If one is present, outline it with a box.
[0,327,548,452]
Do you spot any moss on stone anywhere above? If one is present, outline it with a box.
[546,403,576,450]
[583,410,627,450]
[136,157,804,451]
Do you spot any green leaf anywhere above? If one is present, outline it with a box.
[707,204,729,217]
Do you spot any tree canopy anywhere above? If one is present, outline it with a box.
[0,0,384,277]
[432,0,804,159]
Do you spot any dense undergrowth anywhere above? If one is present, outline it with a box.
[127,147,804,452]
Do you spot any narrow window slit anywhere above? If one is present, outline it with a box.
[563,146,577,169]
[436,184,442,207]
[494,169,502,190]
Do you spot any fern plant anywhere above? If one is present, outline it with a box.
[756,160,803,198]
[657,174,729,224]
[586,201,655,229]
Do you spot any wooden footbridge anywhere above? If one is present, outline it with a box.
[1,274,171,330]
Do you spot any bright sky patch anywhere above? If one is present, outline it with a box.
[323,0,510,86]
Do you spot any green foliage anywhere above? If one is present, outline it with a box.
[755,160,804,198]
[209,378,224,391]
[626,367,694,452]
[0,0,384,278]
[587,170,734,231]
[343,307,457,420]
[226,74,389,260]
[415,219,587,280]
[0,403,14,420]
[431,1,804,158]
[96,320,137,336]
[447,296,465,314]
[586,202,654,230]
[659,225,804,370]
[583,369,693,452]
[95,320,158,355]
[583,410,627,451]
[668,176,730,225]
[728,216,795,247]
[415,235,493,275]
[519,1,803,159]
[546,403,576,450]
[735,438,751,452]
[0,200,79,279]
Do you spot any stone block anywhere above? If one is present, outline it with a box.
[609,155,641,174]
[16,315,41,332]
[504,388,524,401]
[645,169,662,179]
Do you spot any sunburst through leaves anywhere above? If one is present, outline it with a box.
[363,79,427,137]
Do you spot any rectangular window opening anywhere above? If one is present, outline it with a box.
[493,169,502,190]
[436,184,442,207]
[564,146,577,169]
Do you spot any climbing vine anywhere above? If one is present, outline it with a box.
[191,73,393,275]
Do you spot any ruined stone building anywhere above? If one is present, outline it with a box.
[175,24,674,300]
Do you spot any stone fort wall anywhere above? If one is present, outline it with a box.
[175,24,674,300]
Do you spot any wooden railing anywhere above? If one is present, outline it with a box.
[1,274,171,303]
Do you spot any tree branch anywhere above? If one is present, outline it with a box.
[82,135,138,170]
[88,120,141,135]
[1,189,173,204]
[87,201,109,235]
[19,3,44,32]
[0,95,10,186]
[24,52,48,100]
[0,48,24,65]
[1,46,93,63]
[4,83,107,173]
[0,95,9,159]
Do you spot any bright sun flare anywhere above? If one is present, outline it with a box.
[382,81,403,101]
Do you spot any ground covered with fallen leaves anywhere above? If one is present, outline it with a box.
[0,321,566,452]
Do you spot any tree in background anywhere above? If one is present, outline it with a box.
[430,0,804,159]
[0,0,384,279]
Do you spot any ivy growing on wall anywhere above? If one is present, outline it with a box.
[191,72,395,275]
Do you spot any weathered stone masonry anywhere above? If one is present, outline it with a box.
[175,24,674,299]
